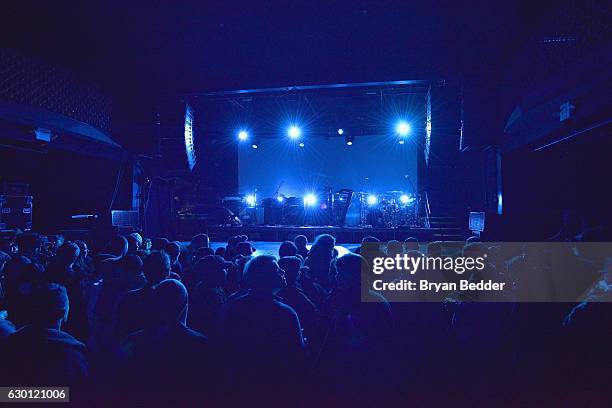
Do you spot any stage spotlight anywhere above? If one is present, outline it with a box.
[398,139,405,145]
[276,195,285,203]
[337,128,344,135]
[367,195,378,206]
[251,137,260,149]
[400,194,411,204]
[303,193,318,207]
[238,130,248,141]
[245,194,257,207]
[298,142,305,147]
[396,121,411,137]
[288,125,301,139]
[345,135,354,146]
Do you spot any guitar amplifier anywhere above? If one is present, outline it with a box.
[0,195,33,231]
[111,210,139,228]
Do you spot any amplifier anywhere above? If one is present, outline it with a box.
[111,210,139,228]
[0,195,33,231]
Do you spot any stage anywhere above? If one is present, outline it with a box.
[179,224,467,244]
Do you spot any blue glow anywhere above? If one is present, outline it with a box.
[398,139,405,144]
[238,130,249,141]
[497,192,503,215]
[396,121,411,137]
[337,128,344,135]
[400,194,411,204]
[276,195,284,203]
[245,194,257,206]
[367,195,378,206]
[298,142,305,147]
[251,143,258,149]
[303,193,318,207]
[346,140,353,146]
[288,126,302,139]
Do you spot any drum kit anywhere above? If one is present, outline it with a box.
[360,190,420,228]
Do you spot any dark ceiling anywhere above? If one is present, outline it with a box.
[1,0,555,127]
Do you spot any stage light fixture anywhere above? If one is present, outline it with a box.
[337,128,344,135]
[303,193,318,207]
[400,194,411,204]
[251,137,260,149]
[398,139,405,145]
[299,142,305,147]
[238,130,249,141]
[288,125,301,139]
[367,195,378,206]
[245,194,257,207]
[276,195,285,203]
[345,134,354,146]
[396,121,411,137]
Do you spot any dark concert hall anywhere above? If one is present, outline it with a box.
[0,1,610,406]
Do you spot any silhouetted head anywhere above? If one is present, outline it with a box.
[403,237,419,251]
[427,241,443,258]
[237,241,255,257]
[55,242,80,266]
[120,254,143,277]
[152,237,170,251]
[26,283,69,329]
[278,256,302,286]
[386,240,403,256]
[106,235,128,258]
[143,251,171,285]
[294,235,308,249]
[335,253,367,292]
[164,241,181,263]
[243,255,286,293]
[194,255,227,288]
[152,279,188,326]
[279,241,297,258]
[190,233,210,250]
[16,233,42,256]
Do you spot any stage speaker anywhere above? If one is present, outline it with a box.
[0,195,33,231]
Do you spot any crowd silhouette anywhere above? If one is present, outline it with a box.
[0,222,610,405]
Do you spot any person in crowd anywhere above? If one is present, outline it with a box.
[182,233,210,271]
[277,256,319,345]
[319,253,394,394]
[126,233,142,255]
[386,240,404,257]
[73,240,93,278]
[1,284,88,386]
[279,240,298,258]
[188,255,228,339]
[427,241,443,257]
[305,234,336,289]
[222,255,305,398]
[46,241,88,340]
[214,246,226,257]
[164,241,183,276]
[151,237,169,251]
[236,241,256,257]
[403,237,419,252]
[294,235,309,259]
[119,279,218,400]
[354,235,380,255]
[94,235,128,268]
[0,312,16,340]
[15,232,44,270]
[114,251,171,341]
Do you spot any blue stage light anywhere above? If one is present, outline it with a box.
[400,194,411,204]
[288,126,301,139]
[276,195,285,203]
[303,193,318,207]
[337,128,344,135]
[238,130,248,141]
[251,143,258,149]
[245,194,256,206]
[367,195,378,206]
[396,121,411,137]
[298,142,305,147]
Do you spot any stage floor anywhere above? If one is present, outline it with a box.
[180,224,465,244]
[210,241,359,257]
